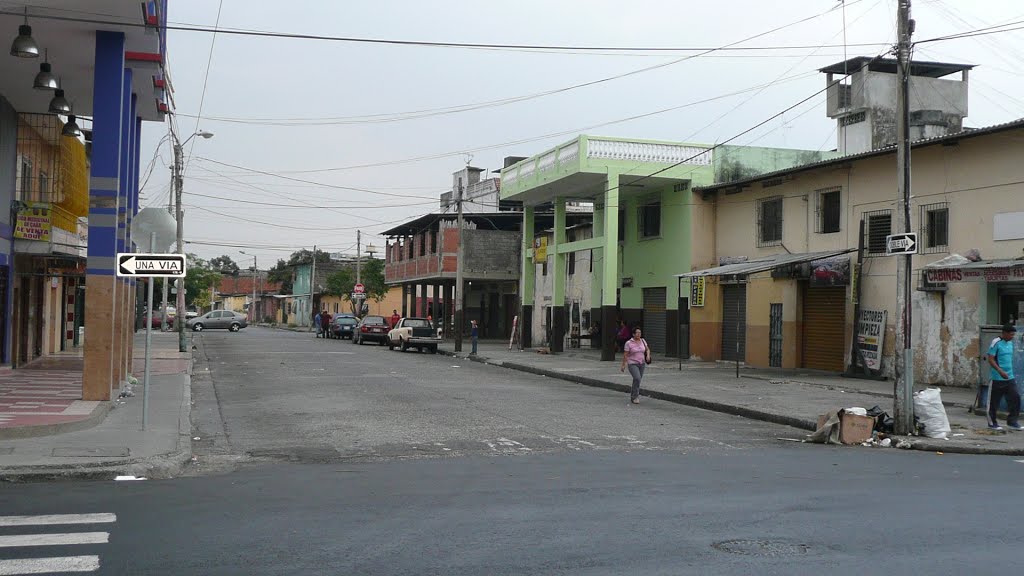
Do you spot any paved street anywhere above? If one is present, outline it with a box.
[2,327,1023,575]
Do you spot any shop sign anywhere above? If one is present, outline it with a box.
[809,256,850,287]
[924,266,1024,283]
[14,202,51,241]
[856,309,887,371]
[690,276,706,307]
[533,236,548,261]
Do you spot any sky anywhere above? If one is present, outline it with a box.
[137,0,1024,268]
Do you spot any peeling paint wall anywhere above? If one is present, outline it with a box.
[913,291,979,387]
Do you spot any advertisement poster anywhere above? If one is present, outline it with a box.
[856,309,887,371]
[14,202,51,242]
[809,256,850,287]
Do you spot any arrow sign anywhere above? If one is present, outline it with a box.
[117,253,187,278]
[886,233,918,256]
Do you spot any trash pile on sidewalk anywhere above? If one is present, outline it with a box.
[806,388,953,448]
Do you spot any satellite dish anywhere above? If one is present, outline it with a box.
[131,207,177,252]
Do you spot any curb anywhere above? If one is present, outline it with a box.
[741,373,974,410]
[439,348,1022,456]
[0,402,111,441]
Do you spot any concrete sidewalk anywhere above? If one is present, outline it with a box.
[441,341,1021,456]
[0,332,193,481]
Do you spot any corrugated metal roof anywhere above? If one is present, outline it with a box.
[676,249,855,278]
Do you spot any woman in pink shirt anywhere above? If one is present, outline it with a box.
[619,327,651,404]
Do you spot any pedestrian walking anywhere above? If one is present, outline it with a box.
[615,320,631,352]
[321,310,333,339]
[314,310,322,338]
[987,322,1021,430]
[620,327,651,404]
[390,309,401,329]
[470,319,479,355]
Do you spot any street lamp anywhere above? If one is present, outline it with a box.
[172,130,214,352]
[240,250,258,324]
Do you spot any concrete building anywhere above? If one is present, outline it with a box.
[532,223,594,349]
[684,101,1024,386]
[0,2,169,401]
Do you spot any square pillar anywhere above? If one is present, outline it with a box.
[549,198,567,352]
[600,175,620,361]
[400,284,408,317]
[83,31,125,401]
[520,206,535,348]
[420,283,428,319]
[123,104,139,378]
[112,74,131,388]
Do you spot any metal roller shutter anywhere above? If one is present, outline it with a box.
[642,287,666,354]
[802,286,846,371]
[721,284,746,362]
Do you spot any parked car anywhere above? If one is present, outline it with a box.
[186,309,199,319]
[353,315,389,345]
[187,310,248,332]
[331,315,358,340]
[387,317,441,353]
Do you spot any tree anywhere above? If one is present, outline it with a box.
[184,254,221,310]
[268,249,333,295]
[324,258,388,315]
[209,255,240,275]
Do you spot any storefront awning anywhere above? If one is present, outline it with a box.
[676,249,856,278]
[923,254,1024,283]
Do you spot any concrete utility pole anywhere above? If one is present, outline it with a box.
[173,138,185,350]
[356,229,362,286]
[162,191,172,331]
[454,177,465,352]
[894,0,915,435]
[241,251,257,323]
[310,244,317,330]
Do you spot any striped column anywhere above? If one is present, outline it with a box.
[126,113,141,371]
[111,68,132,387]
[82,31,125,401]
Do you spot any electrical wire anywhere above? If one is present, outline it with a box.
[184,190,440,210]
[184,0,224,171]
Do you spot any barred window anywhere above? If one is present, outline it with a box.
[639,201,661,239]
[757,196,783,247]
[864,210,892,256]
[815,187,841,234]
[920,202,949,254]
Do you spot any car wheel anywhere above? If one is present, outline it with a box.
[229,323,240,332]
[192,323,204,332]
[400,339,408,352]
[388,338,394,351]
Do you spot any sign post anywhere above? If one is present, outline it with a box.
[117,250,187,430]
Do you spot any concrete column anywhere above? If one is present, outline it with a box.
[434,282,442,333]
[113,78,132,388]
[592,201,605,352]
[550,198,567,353]
[419,283,428,320]
[83,31,125,401]
[600,175,620,361]
[520,205,535,348]
[446,283,455,337]
[127,115,141,361]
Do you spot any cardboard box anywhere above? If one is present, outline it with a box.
[816,411,875,445]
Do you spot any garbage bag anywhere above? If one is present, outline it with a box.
[866,405,894,433]
[913,387,951,439]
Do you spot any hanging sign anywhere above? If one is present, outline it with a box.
[14,202,51,241]
[690,277,706,307]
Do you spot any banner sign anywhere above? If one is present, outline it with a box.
[925,266,1024,283]
[856,309,887,371]
[690,276,706,307]
[14,202,51,241]
[809,256,850,287]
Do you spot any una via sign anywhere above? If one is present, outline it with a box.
[117,253,187,278]
[885,232,917,255]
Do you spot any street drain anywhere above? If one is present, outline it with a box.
[711,539,810,557]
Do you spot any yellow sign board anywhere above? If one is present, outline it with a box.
[690,277,706,307]
[534,236,548,261]
[15,202,51,242]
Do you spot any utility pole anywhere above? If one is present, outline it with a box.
[173,138,186,352]
[894,0,915,435]
[161,190,172,331]
[251,255,257,324]
[454,177,465,352]
[356,229,362,285]
[310,244,317,330]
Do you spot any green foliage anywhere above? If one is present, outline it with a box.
[209,255,240,275]
[324,258,387,315]
[184,253,221,309]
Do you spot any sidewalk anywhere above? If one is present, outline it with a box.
[0,332,192,481]
[440,341,1022,456]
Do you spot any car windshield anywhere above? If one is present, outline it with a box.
[404,319,430,328]
[339,318,357,325]
[362,316,386,325]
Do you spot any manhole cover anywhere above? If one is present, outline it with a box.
[712,540,810,557]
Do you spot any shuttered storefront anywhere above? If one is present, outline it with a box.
[642,287,666,354]
[721,284,746,362]
[802,286,846,371]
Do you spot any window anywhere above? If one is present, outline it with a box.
[757,196,783,247]
[430,231,437,254]
[921,202,949,254]
[334,303,339,314]
[407,239,413,260]
[816,188,841,234]
[639,201,661,239]
[419,233,426,257]
[864,210,892,255]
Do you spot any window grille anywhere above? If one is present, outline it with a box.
[863,210,892,256]
[815,187,841,234]
[920,202,949,254]
[757,196,783,247]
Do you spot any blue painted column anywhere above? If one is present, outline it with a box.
[112,67,132,386]
[119,91,137,380]
[83,31,125,401]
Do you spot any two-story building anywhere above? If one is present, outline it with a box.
[682,57,1021,387]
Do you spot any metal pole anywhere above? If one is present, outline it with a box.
[143,231,155,430]
[174,138,187,352]
[735,280,741,379]
[454,177,465,352]
[894,0,915,434]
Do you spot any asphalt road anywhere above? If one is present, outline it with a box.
[2,327,1022,575]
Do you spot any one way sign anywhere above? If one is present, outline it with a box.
[117,253,187,278]
[886,233,918,256]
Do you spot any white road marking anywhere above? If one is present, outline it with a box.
[0,532,109,548]
[0,556,100,574]
[0,514,115,527]
[1015,459,1024,463]
[483,438,532,453]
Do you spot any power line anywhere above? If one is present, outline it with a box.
[184,0,224,171]
[184,190,440,209]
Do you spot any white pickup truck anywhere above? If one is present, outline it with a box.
[387,317,441,353]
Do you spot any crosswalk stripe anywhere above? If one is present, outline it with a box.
[0,556,100,574]
[0,514,116,527]
[0,532,109,548]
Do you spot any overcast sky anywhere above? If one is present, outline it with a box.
[138,0,1024,267]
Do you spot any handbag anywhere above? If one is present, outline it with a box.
[643,338,652,365]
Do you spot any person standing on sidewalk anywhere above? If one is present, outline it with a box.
[314,310,323,338]
[470,320,479,355]
[620,327,651,404]
[987,323,1021,430]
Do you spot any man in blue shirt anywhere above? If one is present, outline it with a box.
[987,323,1020,431]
